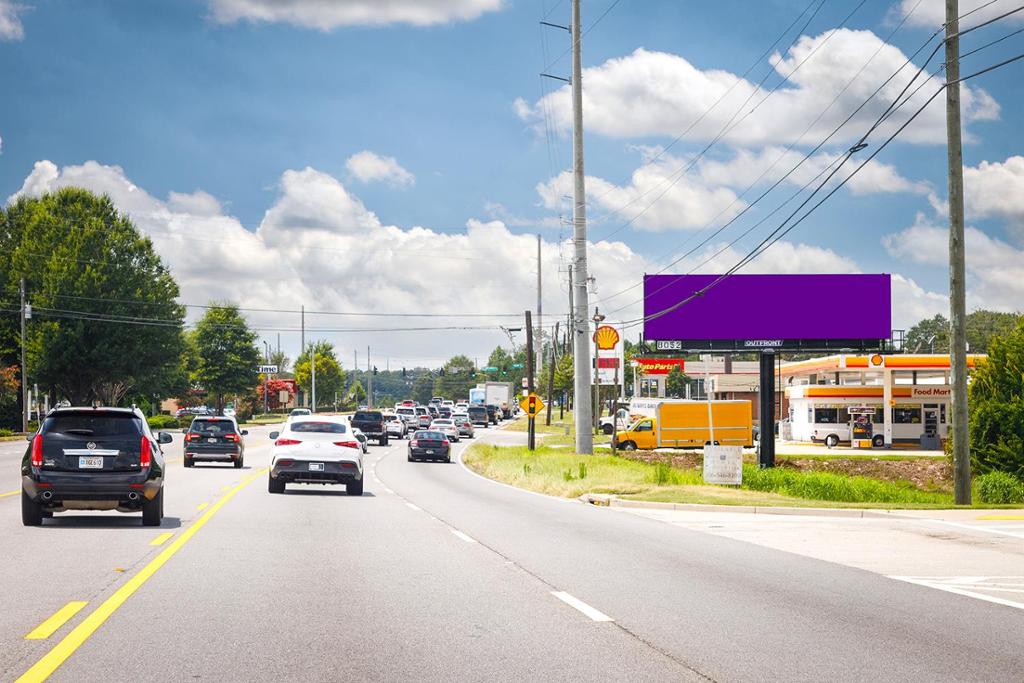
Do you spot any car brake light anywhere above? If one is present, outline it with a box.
[410,440,419,447]
[275,438,301,446]
[334,441,359,449]
[340,462,357,469]
[225,433,240,443]
[140,436,151,468]
[31,434,43,467]
[184,432,198,442]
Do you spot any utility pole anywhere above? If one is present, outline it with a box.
[525,310,536,451]
[571,0,593,454]
[367,345,373,408]
[20,278,28,433]
[263,340,270,415]
[946,0,971,505]
[300,306,305,359]
[546,321,559,426]
[592,307,604,433]
[537,234,543,378]
[311,346,317,413]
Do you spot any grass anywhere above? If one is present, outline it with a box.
[463,443,971,508]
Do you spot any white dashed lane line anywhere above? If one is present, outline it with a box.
[551,591,614,622]
[450,529,477,543]
[406,503,421,511]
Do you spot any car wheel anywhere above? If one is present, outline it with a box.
[445,455,451,463]
[184,457,193,468]
[602,424,614,435]
[347,478,364,496]
[142,487,163,527]
[408,453,414,462]
[21,490,43,526]
[621,441,637,452]
[234,457,244,469]
[825,434,839,449]
[872,434,884,448]
[268,474,285,494]
[380,436,389,446]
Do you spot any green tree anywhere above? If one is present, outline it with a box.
[435,354,477,400]
[295,340,345,408]
[553,354,574,395]
[905,310,1022,354]
[411,373,435,405]
[347,379,367,406]
[665,365,689,398]
[0,188,186,406]
[192,304,261,413]
[269,349,290,374]
[968,319,1024,478]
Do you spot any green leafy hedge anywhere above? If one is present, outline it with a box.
[976,471,1024,504]
[741,464,948,504]
[969,320,1024,479]
[147,415,181,430]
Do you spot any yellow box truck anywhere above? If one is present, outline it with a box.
[613,398,753,451]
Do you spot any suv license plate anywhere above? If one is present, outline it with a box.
[425,450,434,455]
[308,462,324,471]
[79,456,104,469]
[207,438,216,443]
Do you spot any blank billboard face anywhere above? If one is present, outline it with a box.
[643,274,891,348]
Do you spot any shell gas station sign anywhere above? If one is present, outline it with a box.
[592,324,624,386]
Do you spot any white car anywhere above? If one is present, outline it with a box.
[351,428,370,454]
[385,415,407,440]
[430,419,460,443]
[268,416,363,495]
[451,413,474,438]
[441,400,454,408]
[455,402,468,411]
[286,408,312,424]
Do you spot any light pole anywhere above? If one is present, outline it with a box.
[592,308,605,434]
[263,341,270,415]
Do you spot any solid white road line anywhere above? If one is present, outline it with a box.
[406,503,421,511]
[891,577,1024,611]
[383,487,394,494]
[450,529,477,543]
[926,519,1024,540]
[550,591,614,622]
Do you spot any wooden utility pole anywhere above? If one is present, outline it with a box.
[546,321,559,426]
[20,278,28,432]
[946,0,971,505]
[525,311,536,450]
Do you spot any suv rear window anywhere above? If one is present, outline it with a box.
[397,408,414,415]
[42,412,144,438]
[468,406,487,415]
[291,421,347,434]
[191,419,237,435]
[353,411,382,421]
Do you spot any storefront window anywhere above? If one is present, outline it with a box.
[894,405,922,424]
[872,407,884,423]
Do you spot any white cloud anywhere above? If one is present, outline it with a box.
[207,0,502,29]
[11,160,951,361]
[894,0,1024,28]
[345,151,415,188]
[0,0,26,41]
[883,213,1024,313]
[963,156,1024,241]
[519,30,998,146]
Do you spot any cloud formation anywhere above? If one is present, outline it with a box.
[518,29,998,146]
[10,160,949,363]
[894,0,1024,28]
[208,0,502,29]
[345,151,415,188]
[0,0,26,40]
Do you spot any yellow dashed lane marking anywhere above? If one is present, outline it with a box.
[25,603,88,640]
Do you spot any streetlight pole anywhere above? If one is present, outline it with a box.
[592,308,605,434]
[263,341,270,415]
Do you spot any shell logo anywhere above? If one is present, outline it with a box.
[593,325,620,351]
[869,353,885,367]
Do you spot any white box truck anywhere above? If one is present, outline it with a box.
[483,382,515,419]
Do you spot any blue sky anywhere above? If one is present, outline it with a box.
[1,0,1022,362]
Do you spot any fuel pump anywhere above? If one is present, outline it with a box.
[849,405,875,449]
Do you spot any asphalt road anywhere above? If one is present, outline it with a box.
[2,422,1023,682]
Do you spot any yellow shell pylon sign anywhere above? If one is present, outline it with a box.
[593,325,620,351]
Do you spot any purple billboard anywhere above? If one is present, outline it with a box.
[644,274,891,351]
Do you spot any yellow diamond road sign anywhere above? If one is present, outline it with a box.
[520,393,545,417]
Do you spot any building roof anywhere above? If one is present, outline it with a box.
[779,354,986,377]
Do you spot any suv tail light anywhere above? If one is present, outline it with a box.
[275,438,301,446]
[410,440,419,447]
[31,434,43,467]
[224,433,240,443]
[184,432,199,442]
[333,441,359,449]
[140,436,152,468]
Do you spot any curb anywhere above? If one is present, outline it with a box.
[578,493,898,519]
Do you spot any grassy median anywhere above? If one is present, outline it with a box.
[463,443,975,508]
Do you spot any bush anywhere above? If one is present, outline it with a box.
[741,464,946,504]
[147,415,180,430]
[976,471,1024,504]
[0,428,13,437]
[969,320,1024,479]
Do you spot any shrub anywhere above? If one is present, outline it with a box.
[147,415,180,430]
[976,471,1024,504]
[0,428,13,437]
[741,464,945,504]
[969,321,1024,479]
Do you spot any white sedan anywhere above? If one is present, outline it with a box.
[429,419,461,442]
[268,416,364,495]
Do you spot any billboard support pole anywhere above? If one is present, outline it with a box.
[526,310,536,452]
[758,351,776,468]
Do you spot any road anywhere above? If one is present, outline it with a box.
[2,423,1023,682]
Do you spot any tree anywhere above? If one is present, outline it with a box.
[435,354,477,400]
[553,354,574,395]
[192,304,261,413]
[256,378,296,411]
[269,350,291,374]
[905,310,1022,354]
[411,374,435,405]
[0,188,187,406]
[665,365,689,398]
[968,319,1024,479]
[347,379,367,406]
[294,341,345,408]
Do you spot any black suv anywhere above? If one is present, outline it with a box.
[184,416,248,468]
[350,410,388,446]
[484,404,500,425]
[467,405,489,427]
[21,407,172,526]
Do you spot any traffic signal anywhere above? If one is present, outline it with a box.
[373,366,378,375]
[402,368,407,377]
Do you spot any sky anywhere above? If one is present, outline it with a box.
[1,0,1023,368]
